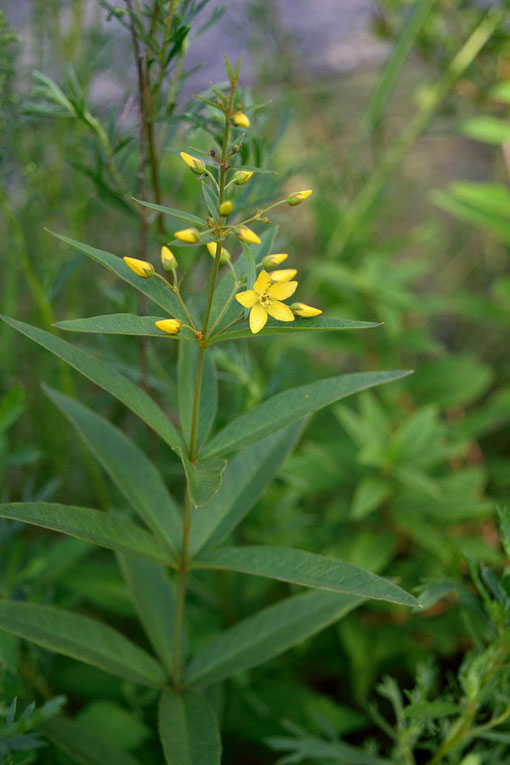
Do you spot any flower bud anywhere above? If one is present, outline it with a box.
[123,257,154,279]
[206,241,231,264]
[180,151,206,175]
[155,319,182,335]
[233,111,250,128]
[175,228,200,243]
[291,302,322,317]
[219,200,233,216]
[236,225,261,245]
[270,268,297,282]
[160,246,177,270]
[232,170,253,185]
[287,189,313,206]
[259,216,271,224]
[263,253,288,269]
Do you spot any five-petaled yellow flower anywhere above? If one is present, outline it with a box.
[236,270,297,334]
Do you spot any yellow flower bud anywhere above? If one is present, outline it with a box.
[232,170,253,185]
[206,241,231,264]
[270,269,297,282]
[180,151,206,175]
[291,302,322,317]
[155,319,182,335]
[123,257,154,279]
[262,253,288,269]
[219,200,233,216]
[233,111,250,128]
[160,246,177,270]
[175,228,200,243]
[236,225,261,245]
[287,189,313,206]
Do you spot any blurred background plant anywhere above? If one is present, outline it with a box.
[1,0,510,762]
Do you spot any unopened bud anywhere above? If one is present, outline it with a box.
[161,246,177,270]
[233,111,250,128]
[155,319,182,335]
[287,189,313,206]
[263,253,288,269]
[270,269,297,282]
[230,143,242,154]
[180,151,207,175]
[175,228,200,243]
[236,225,261,245]
[206,241,231,264]
[291,302,322,318]
[259,216,271,224]
[123,257,154,279]
[219,200,233,216]
[232,170,253,185]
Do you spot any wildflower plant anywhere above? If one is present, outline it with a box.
[0,60,419,762]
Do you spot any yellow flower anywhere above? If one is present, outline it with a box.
[287,189,313,206]
[235,270,297,334]
[263,253,288,268]
[232,170,253,185]
[155,319,182,335]
[270,268,297,282]
[180,151,206,175]
[206,241,231,264]
[219,200,233,216]
[123,257,154,279]
[291,302,322,317]
[236,225,261,245]
[233,111,250,128]
[161,246,177,270]
[175,228,200,243]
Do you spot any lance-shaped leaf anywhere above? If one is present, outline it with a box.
[48,231,188,323]
[185,589,363,687]
[45,387,182,553]
[209,316,381,343]
[189,422,304,557]
[194,546,417,606]
[178,342,217,450]
[135,199,207,227]
[1,317,184,451]
[0,601,167,687]
[0,502,175,564]
[158,689,221,765]
[180,451,226,509]
[117,556,177,676]
[55,314,195,341]
[201,370,411,458]
[43,717,143,765]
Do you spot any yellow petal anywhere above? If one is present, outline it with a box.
[291,302,322,317]
[253,270,271,294]
[267,280,297,300]
[249,303,268,334]
[235,290,258,308]
[270,269,297,282]
[266,301,295,322]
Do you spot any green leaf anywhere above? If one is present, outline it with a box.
[194,546,417,606]
[189,422,304,556]
[0,601,167,686]
[351,477,391,520]
[432,188,510,245]
[201,181,219,218]
[134,199,207,227]
[180,451,226,508]
[44,717,143,765]
[460,115,510,145]
[178,342,217,450]
[209,317,381,343]
[185,590,363,687]
[201,370,411,458]
[55,313,195,341]
[46,387,182,553]
[491,80,510,104]
[48,231,188,323]
[158,689,221,765]
[2,316,184,450]
[117,556,176,676]
[241,242,256,289]
[0,502,175,564]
